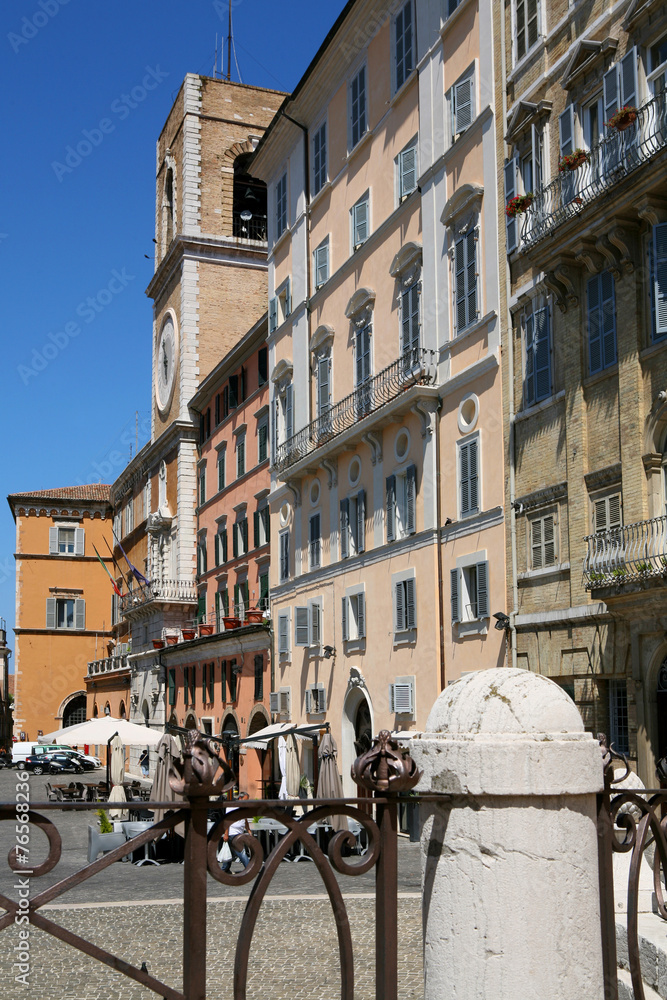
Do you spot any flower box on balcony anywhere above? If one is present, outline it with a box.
[244,610,264,624]
[558,148,589,172]
[165,635,179,646]
[222,617,241,631]
[152,640,165,650]
[199,624,214,636]
[181,629,196,641]
[505,194,533,218]
[605,106,637,132]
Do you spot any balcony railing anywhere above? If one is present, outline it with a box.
[274,347,438,474]
[583,514,667,589]
[120,578,198,615]
[520,93,667,250]
[232,211,267,241]
[86,654,129,678]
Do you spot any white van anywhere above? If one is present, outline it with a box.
[12,742,74,764]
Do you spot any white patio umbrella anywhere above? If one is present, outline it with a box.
[109,734,125,786]
[40,716,164,747]
[316,733,348,832]
[107,783,129,822]
[278,736,288,799]
[284,734,301,799]
[150,734,183,827]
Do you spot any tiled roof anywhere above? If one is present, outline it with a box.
[8,484,112,504]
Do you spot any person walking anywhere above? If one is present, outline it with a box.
[139,749,149,778]
[220,792,251,872]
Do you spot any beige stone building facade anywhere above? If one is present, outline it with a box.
[252,0,505,788]
[497,0,667,782]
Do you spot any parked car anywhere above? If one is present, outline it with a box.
[55,750,97,772]
[23,753,84,776]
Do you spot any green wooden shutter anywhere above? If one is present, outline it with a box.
[168,669,175,706]
[254,510,260,549]
[405,577,416,629]
[450,569,460,623]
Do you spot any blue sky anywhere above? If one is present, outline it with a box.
[0,0,344,648]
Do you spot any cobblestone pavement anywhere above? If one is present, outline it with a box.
[0,769,424,998]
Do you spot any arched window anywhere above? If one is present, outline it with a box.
[119,700,127,720]
[93,703,98,718]
[164,168,174,247]
[63,694,86,728]
[233,153,267,240]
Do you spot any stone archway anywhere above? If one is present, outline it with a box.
[220,138,264,235]
[246,706,271,798]
[341,682,374,797]
[62,693,86,728]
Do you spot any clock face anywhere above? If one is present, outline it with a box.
[156,314,176,415]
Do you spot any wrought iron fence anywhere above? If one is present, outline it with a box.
[120,578,198,615]
[1,730,421,1000]
[598,737,667,1000]
[274,347,438,474]
[520,93,667,250]
[232,212,267,242]
[583,514,667,589]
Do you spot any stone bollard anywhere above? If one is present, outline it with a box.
[411,667,606,1000]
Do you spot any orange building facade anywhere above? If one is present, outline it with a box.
[7,485,114,742]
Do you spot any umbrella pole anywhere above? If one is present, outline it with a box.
[312,735,319,796]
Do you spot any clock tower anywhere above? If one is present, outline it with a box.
[109,74,283,665]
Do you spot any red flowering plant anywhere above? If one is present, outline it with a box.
[558,148,589,172]
[605,105,638,131]
[505,193,533,218]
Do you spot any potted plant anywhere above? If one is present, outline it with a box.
[558,148,589,172]
[181,628,196,641]
[505,193,533,218]
[87,809,126,864]
[605,105,638,131]
[199,623,214,635]
[152,639,165,650]
[244,608,265,624]
[165,635,179,646]
[222,616,241,630]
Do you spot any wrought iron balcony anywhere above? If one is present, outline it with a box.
[120,578,198,615]
[520,93,667,250]
[232,211,267,241]
[583,514,667,590]
[273,347,438,474]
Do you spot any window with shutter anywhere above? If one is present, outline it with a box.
[208,662,215,703]
[259,571,269,610]
[309,514,321,570]
[278,612,290,654]
[594,493,622,532]
[46,597,56,629]
[350,66,367,148]
[401,283,420,358]
[258,421,268,464]
[390,681,414,715]
[309,599,322,647]
[653,224,667,338]
[217,450,225,492]
[295,606,309,646]
[395,581,406,632]
[531,515,556,569]
[504,158,519,254]
[405,465,416,535]
[168,669,176,706]
[73,599,85,630]
[475,562,489,619]
[515,0,540,63]
[279,531,290,582]
[270,691,280,714]
[284,384,294,442]
[352,195,369,248]
[340,499,350,559]
[317,353,332,418]
[524,306,551,406]
[314,238,329,289]
[313,121,327,195]
[269,296,278,333]
[398,142,417,200]
[587,272,616,374]
[450,569,460,623]
[394,577,416,633]
[258,346,268,386]
[236,435,246,479]
[254,654,263,701]
[74,528,85,556]
[356,591,366,639]
[459,437,479,518]
[355,490,365,554]
[452,72,474,140]
[202,662,208,701]
[341,595,349,641]
[394,1,413,92]
[276,172,287,238]
[405,577,416,629]
[454,228,478,332]
[386,475,397,542]
[559,106,576,203]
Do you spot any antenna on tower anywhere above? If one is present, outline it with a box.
[214,33,218,79]
[227,0,232,81]
[135,410,139,454]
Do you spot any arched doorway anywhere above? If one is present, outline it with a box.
[246,708,271,798]
[341,685,373,796]
[184,713,198,730]
[119,700,127,720]
[221,713,240,786]
[63,694,86,728]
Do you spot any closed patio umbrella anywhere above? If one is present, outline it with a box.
[107,783,129,822]
[150,734,183,825]
[317,733,348,832]
[278,736,288,800]
[109,734,125,786]
[284,734,301,799]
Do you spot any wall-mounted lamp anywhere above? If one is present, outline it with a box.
[323,645,336,659]
[511,501,525,514]
[493,612,511,632]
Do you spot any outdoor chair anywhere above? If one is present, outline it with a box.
[87,824,127,864]
[44,782,59,802]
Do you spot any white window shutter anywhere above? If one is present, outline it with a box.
[49,527,58,554]
[476,562,489,619]
[594,498,608,532]
[405,577,416,629]
[608,494,622,529]
[270,691,280,713]
[74,528,84,556]
[354,199,368,246]
[285,384,294,441]
[74,599,86,630]
[604,63,619,127]
[357,591,366,638]
[305,689,312,714]
[455,235,466,331]
[504,158,518,254]
[317,688,327,713]
[532,518,543,569]
[543,516,555,565]
[295,606,309,646]
[392,681,413,714]
[399,145,417,198]
[342,596,349,641]
[654,224,667,336]
[280,688,291,717]
[46,598,56,629]
[395,581,406,632]
[450,569,460,623]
